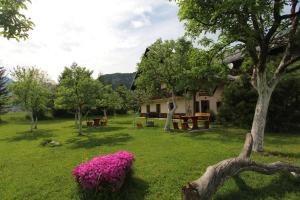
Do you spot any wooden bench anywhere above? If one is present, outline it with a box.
[93,118,101,127]
[101,117,108,126]
[195,113,210,129]
[86,121,93,127]
[172,114,181,129]
[136,122,143,128]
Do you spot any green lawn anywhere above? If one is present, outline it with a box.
[0,112,300,200]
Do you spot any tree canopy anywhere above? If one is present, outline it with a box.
[96,84,122,117]
[175,0,300,151]
[136,37,196,130]
[9,67,51,131]
[55,63,102,135]
[0,0,34,40]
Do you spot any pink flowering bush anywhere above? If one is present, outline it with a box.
[72,151,135,191]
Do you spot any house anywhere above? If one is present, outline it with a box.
[130,49,244,118]
[130,56,240,118]
[131,74,230,118]
[131,37,299,118]
[141,84,224,118]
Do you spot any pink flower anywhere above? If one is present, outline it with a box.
[72,151,135,190]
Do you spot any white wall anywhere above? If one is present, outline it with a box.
[141,84,224,115]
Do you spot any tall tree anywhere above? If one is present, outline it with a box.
[136,38,194,131]
[0,0,34,40]
[9,67,51,131]
[0,67,9,120]
[176,0,300,152]
[55,63,101,135]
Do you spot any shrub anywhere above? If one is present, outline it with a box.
[218,74,300,133]
[72,151,135,191]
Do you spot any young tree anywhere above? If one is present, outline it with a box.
[129,89,150,113]
[0,67,9,121]
[176,0,300,152]
[136,38,194,131]
[9,67,51,131]
[55,63,101,135]
[115,84,132,114]
[0,0,34,40]
[96,85,122,118]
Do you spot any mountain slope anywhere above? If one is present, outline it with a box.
[100,72,136,89]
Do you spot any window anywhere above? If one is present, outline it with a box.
[146,105,150,113]
[217,102,222,111]
[201,100,210,113]
[195,101,200,113]
[169,102,174,110]
[156,104,161,113]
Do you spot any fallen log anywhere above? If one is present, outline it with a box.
[182,133,300,200]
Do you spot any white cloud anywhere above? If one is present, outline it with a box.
[0,0,184,81]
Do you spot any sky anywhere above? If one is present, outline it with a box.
[0,0,185,81]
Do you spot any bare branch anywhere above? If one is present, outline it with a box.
[265,0,282,43]
[182,133,300,200]
[281,11,300,20]
[269,0,300,87]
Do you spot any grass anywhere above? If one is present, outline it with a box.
[0,112,300,200]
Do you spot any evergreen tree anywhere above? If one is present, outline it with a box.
[0,67,9,120]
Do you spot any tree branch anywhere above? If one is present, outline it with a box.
[281,11,300,20]
[269,0,300,88]
[182,133,300,200]
[265,0,282,43]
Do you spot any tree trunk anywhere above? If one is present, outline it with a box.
[182,133,300,200]
[103,108,107,118]
[250,73,275,152]
[192,92,196,115]
[164,92,177,131]
[34,116,38,129]
[78,107,83,136]
[30,111,34,132]
[75,111,78,128]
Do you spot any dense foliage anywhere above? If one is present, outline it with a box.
[0,0,34,40]
[96,84,122,117]
[219,74,300,133]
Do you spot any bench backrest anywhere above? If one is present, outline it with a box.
[195,113,210,120]
[173,114,181,119]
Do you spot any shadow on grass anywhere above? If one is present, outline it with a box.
[85,126,124,133]
[259,150,300,160]
[0,120,9,126]
[66,133,132,149]
[77,173,149,200]
[181,127,300,146]
[181,128,246,144]
[215,173,300,200]
[1,129,55,142]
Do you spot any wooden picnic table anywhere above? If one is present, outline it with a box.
[180,116,199,130]
[93,118,101,127]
